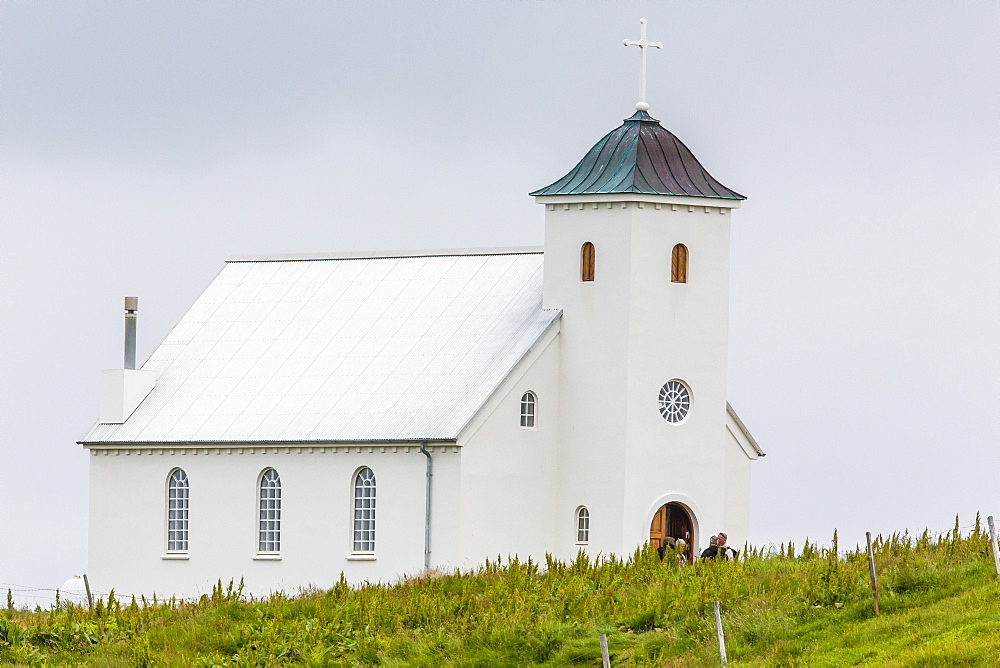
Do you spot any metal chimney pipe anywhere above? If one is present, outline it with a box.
[124,296,138,370]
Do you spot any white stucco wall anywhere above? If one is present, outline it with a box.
[540,195,749,558]
[543,202,633,559]
[87,443,460,599]
[723,425,753,550]
[456,324,561,568]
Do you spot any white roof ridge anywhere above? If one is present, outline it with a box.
[726,401,765,457]
[227,246,545,263]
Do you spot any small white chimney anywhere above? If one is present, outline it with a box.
[124,296,138,369]
[99,297,155,424]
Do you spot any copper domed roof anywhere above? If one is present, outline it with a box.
[530,110,744,200]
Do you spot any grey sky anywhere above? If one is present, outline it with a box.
[3,1,998,605]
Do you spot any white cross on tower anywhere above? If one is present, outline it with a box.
[623,17,663,112]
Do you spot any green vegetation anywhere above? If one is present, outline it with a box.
[4,516,1000,665]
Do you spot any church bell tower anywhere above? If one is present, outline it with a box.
[531,18,752,557]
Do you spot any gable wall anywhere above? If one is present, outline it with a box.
[455,326,561,568]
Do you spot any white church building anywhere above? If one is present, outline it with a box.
[80,24,763,599]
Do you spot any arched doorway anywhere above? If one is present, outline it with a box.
[649,503,694,561]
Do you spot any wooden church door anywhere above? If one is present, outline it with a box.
[649,506,668,548]
[649,503,694,560]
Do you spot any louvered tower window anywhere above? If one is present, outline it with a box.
[581,242,595,282]
[258,468,281,553]
[671,244,688,283]
[166,468,189,552]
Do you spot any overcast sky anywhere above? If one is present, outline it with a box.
[3,1,998,606]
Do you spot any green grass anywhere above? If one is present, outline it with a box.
[4,516,1000,665]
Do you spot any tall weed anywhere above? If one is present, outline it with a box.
[3,518,1000,665]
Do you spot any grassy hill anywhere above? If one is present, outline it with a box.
[4,517,1000,666]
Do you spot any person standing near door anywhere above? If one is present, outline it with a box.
[700,535,720,560]
[718,532,738,561]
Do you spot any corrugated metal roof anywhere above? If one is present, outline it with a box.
[530,110,745,200]
[81,250,560,444]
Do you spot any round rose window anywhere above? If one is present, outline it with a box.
[658,380,690,423]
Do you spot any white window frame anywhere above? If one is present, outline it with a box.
[352,467,376,554]
[576,506,590,544]
[166,468,189,553]
[257,468,281,554]
[658,379,692,424]
[520,391,537,429]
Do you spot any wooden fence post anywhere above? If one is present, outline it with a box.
[599,633,610,668]
[83,573,94,610]
[865,532,879,616]
[713,601,728,665]
[988,516,1000,577]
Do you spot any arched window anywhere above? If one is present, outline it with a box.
[166,469,189,552]
[581,242,595,282]
[353,467,377,553]
[671,244,688,283]
[520,391,536,428]
[258,468,281,553]
[576,507,590,543]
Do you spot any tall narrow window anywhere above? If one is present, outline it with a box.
[353,467,376,553]
[166,469,189,552]
[581,242,595,282]
[258,468,281,553]
[577,507,590,543]
[520,391,536,428]
[671,244,688,283]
